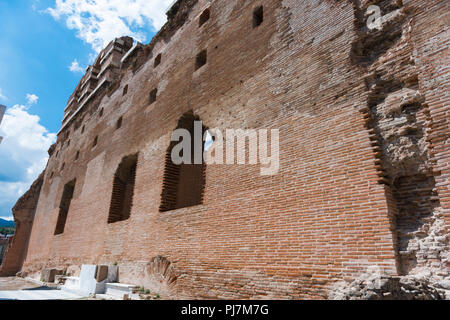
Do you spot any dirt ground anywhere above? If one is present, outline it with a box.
[0,277,41,291]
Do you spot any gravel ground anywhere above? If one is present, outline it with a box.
[0,277,41,291]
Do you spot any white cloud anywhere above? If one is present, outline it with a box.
[0,88,7,101]
[0,181,30,218]
[47,0,173,52]
[0,215,14,221]
[0,105,56,219]
[69,59,85,73]
[26,93,39,105]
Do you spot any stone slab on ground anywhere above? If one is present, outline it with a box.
[105,282,138,299]
[79,264,97,295]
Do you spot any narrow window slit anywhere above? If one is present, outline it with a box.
[149,88,158,104]
[199,8,210,27]
[116,116,123,129]
[154,54,162,67]
[195,50,207,70]
[253,6,264,28]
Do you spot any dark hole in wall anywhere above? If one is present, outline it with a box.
[93,136,98,148]
[54,179,76,235]
[154,53,162,67]
[195,50,207,70]
[74,120,81,131]
[61,162,65,171]
[99,108,104,117]
[253,6,264,28]
[199,8,210,27]
[123,85,128,96]
[75,150,80,160]
[116,116,123,129]
[149,88,158,104]
[108,154,138,223]
[159,111,207,212]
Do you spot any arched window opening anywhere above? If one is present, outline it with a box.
[108,154,138,223]
[159,111,207,212]
[204,130,214,152]
[54,179,76,235]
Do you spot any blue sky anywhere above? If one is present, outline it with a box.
[0,0,172,220]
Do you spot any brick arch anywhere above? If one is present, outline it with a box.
[142,256,178,297]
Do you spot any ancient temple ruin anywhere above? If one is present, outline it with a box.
[1,0,448,299]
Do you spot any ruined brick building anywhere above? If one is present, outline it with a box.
[0,0,449,299]
[0,235,13,265]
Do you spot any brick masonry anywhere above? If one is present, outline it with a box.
[1,0,448,299]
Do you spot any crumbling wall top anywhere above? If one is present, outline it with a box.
[12,172,44,220]
[58,0,199,137]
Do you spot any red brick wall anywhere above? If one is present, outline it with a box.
[0,222,32,276]
[408,0,449,230]
[19,0,447,299]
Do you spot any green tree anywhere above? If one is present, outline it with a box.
[0,227,14,235]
